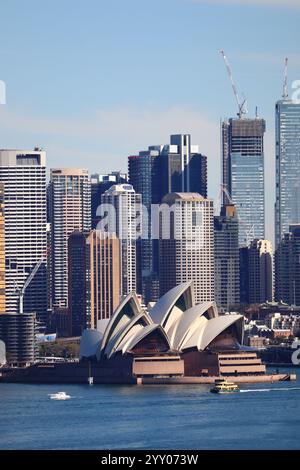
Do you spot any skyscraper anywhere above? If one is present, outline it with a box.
[159,193,214,304]
[248,239,273,304]
[49,169,91,309]
[214,204,240,310]
[91,172,127,229]
[128,134,207,303]
[275,100,300,247]
[275,224,300,305]
[0,149,47,322]
[0,184,5,314]
[101,184,141,296]
[222,118,265,246]
[240,239,273,304]
[68,230,120,336]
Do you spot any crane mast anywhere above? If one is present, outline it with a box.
[220,49,247,119]
[282,57,289,100]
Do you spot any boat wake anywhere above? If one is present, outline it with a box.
[48,391,71,400]
[240,387,300,393]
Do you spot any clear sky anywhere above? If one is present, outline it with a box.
[0,0,300,242]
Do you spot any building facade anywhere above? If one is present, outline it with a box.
[0,149,47,322]
[159,193,214,304]
[68,230,120,336]
[101,184,141,296]
[214,204,240,310]
[49,168,91,309]
[0,184,5,314]
[222,118,265,246]
[91,172,127,229]
[240,239,273,304]
[275,100,300,247]
[0,313,37,365]
[128,134,207,303]
[275,224,300,305]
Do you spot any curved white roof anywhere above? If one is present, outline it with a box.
[104,312,152,359]
[181,314,244,352]
[122,323,170,354]
[170,302,218,350]
[80,329,103,359]
[149,281,194,329]
[100,291,141,357]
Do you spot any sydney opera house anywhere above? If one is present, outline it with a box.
[80,281,267,382]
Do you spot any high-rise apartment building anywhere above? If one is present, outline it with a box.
[68,230,120,336]
[240,239,273,304]
[222,118,265,246]
[49,169,91,309]
[159,193,214,304]
[275,100,300,247]
[275,224,300,305]
[0,149,47,322]
[214,204,240,310]
[0,184,5,314]
[101,184,141,296]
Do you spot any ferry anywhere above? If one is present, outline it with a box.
[49,391,71,400]
[210,379,240,394]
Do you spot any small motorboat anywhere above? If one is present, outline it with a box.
[49,391,71,400]
[210,379,240,394]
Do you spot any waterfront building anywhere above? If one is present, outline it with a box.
[159,193,214,304]
[0,149,47,322]
[0,313,37,365]
[68,230,120,336]
[240,239,273,304]
[91,172,127,229]
[214,204,240,310]
[275,100,300,247]
[0,184,5,314]
[48,168,91,310]
[101,184,141,296]
[222,118,265,246]
[80,281,266,379]
[275,224,300,305]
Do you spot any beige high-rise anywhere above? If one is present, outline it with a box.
[49,169,91,309]
[159,193,214,304]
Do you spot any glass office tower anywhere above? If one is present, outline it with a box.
[275,100,300,247]
[222,118,265,246]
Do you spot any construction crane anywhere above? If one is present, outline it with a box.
[220,49,247,119]
[15,255,47,314]
[282,57,289,99]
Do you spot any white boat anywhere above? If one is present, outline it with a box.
[49,391,71,400]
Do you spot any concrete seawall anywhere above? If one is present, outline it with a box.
[139,373,297,385]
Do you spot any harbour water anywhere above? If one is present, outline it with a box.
[0,369,299,450]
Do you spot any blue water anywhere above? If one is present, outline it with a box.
[0,370,300,450]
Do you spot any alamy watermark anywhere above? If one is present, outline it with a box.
[0,80,6,104]
[291,339,300,366]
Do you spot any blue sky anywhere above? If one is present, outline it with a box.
[0,0,300,242]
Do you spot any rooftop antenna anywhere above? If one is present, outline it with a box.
[220,49,247,119]
[282,57,289,100]
[255,106,258,118]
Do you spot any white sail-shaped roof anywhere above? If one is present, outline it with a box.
[99,291,141,358]
[122,323,171,355]
[169,302,218,350]
[181,314,244,352]
[104,312,152,359]
[149,281,194,333]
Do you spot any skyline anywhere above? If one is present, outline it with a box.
[1,1,300,245]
